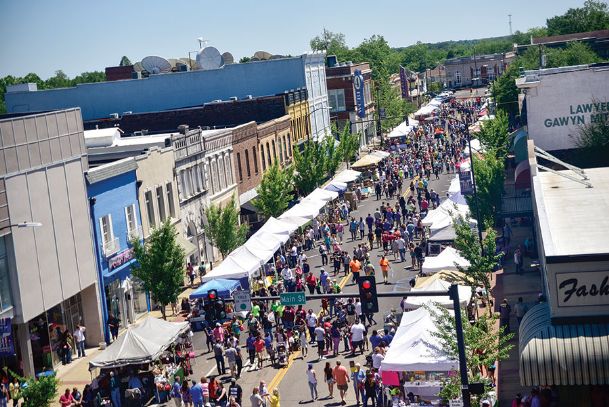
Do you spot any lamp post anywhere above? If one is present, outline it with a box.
[0,221,42,231]
[306,105,332,142]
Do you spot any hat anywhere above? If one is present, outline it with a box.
[216,323,221,327]
[231,378,236,383]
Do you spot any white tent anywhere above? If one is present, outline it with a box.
[448,176,460,194]
[422,199,471,231]
[247,231,287,253]
[303,188,339,205]
[258,217,298,236]
[381,307,458,372]
[422,247,470,274]
[276,215,311,228]
[90,317,189,368]
[279,201,321,221]
[371,150,391,159]
[201,256,252,282]
[401,279,472,310]
[387,120,416,139]
[332,170,362,184]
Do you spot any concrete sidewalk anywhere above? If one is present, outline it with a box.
[493,222,543,406]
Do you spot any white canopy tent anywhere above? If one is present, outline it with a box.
[90,317,189,369]
[332,170,362,184]
[381,307,458,372]
[387,119,418,139]
[258,217,298,236]
[303,187,340,203]
[279,200,321,222]
[448,176,460,195]
[201,255,252,283]
[422,246,470,274]
[422,199,472,231]
[401,279,472,310]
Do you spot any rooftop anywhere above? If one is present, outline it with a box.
[534,166,609,257]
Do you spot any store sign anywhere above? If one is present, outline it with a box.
[233,291,251,312]
[354,69,366,118]
[543,102,609,128]
[0,318,14,356]
[109,248,134,271]
[556,271,609,307]
[459,170,474,196]
[399,66,409,99]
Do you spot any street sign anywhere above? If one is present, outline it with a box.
[379,108,386,119]
[233,291,251,312]
[449,400,463,407]
[280,291,306,306]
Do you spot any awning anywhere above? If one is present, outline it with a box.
[176,233,197,256]
[514,160,531,190]
[519,303,609,386]
[512,128,528,164]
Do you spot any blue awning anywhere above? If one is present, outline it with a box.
[189,278,242,299]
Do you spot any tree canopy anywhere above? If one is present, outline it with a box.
[546,0,609,36]
[130,220,185,319]
[253,162,294,219]
[119,55,132,66]
[205,197,248,258]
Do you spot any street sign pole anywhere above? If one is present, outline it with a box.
[450,285,471,407]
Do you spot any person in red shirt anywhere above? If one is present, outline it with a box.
[59,388,75,407]
[254,335,266,370]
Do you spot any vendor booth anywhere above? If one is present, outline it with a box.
[189,279,241,300]
[381,307,458,399]
[402,279,472,310]
[421,247,470,275]
[331,169,362,184]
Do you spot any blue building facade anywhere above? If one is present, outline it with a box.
[86,158,149,342]
[5,53,332,140]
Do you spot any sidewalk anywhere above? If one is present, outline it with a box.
[492,222,543,406]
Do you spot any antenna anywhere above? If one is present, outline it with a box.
[508,14,513,36]
[221,52,235,65]
[196,46,223,70]
[197,37,208,49]
[141,56,172,74]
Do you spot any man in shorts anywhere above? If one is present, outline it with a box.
[332,360,350,405]
[314,323,326,361]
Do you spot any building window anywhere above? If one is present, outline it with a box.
[166,182,176,218]
[0,238,13,312]
[212,160,219,192]
[144,191,155,227]
[455,71,462,86]
[125,204,137,237]
[364,82,372,105]
[272,140,277,162]
[261,146,266,171]
[236,153,243,182]
[245,149,251,178]
[287,134,292,156]
[156,186,166,221]
[226,154,234,185]
[278,138,284,163]
[219,156,226,189]
[266,143,272,166]
[328,89,346,112]
[282,136,288,160]
[100,214,115,254]
[252,147,258,174]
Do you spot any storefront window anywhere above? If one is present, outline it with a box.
[0,238,13,312]
[132,278,148,318]
[28,316,53,373]
[106,280,125,327]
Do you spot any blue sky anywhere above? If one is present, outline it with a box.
[0,0,586,78]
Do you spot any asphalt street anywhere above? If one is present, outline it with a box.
[184,168,457,406]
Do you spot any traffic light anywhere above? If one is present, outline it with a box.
[216,299,226,320]
[357,276,379,313]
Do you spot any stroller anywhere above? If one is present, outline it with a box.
[276,342,288,366]
[291,330,301,352]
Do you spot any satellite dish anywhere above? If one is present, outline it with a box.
[221,52,234,65]
[141,56,172,74]
[253,51,273,60]
[133,62,143,72]
[196,47,223,70]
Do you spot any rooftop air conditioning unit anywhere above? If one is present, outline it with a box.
[229,96,238,101]
[109,113,119,119]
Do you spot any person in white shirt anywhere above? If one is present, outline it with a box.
[281,267,293,282]
[73,324,86,358]
[355,300,363,322]
[306,310,318,344]
[350,322,366,355]
[371,347,384,369]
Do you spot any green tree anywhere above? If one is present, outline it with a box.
[476,110,510,159]
[10,370,59,407]
[310,29,351,61]
[293,139,327,195]
[545,41,601,67]
[45,70,70,89]
[337,124,360,168]
[239,56,252,63]
[119,56,132,66]
[130,220,185,319]
[206,197,248,258]
[572,98,609,165]
[451,215,504,315]
[426,306,514,402]
[253,162,294,218]
[546,0,609,36]
[71,71,106,85]
[490,63,519,119]
[465,152,505,225]
[323,132,341,176]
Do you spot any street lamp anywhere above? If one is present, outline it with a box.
[307,106,332,141]
[0,221,42,231]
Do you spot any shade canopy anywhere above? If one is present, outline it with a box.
[303,187,340,203]
[381,307,458,372]
[351,151,389,168]
[190,278,241,299]
[401,279,472,310]
[90,317,189,369]
[332,169,362,184]
[387,120,416,139]
[422,246,470,274]
[422,199,472,231]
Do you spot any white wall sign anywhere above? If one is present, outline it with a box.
[233,291,251,312]
[555,270,609,307]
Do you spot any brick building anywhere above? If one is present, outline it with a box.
[325,61,375,147]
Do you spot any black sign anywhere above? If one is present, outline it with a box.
[459,170,474,196]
